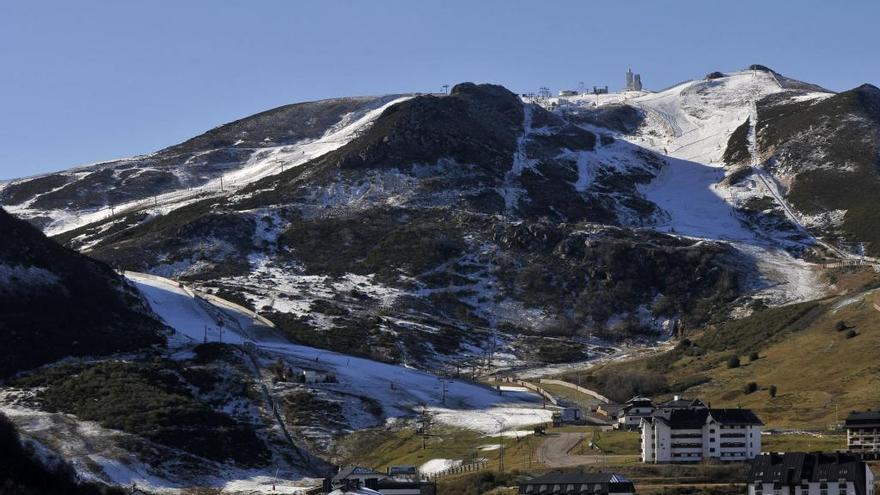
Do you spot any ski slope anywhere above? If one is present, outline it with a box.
[12,95,412,237]
[639,156,756,242]
[552,70,833,303]
[126,272,553,433]
[629,70,784,164]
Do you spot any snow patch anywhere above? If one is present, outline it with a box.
[419,459,462,475]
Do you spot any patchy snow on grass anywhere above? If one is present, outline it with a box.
[221,476,317,494]
[126,272,552,436]
[26,96,413,238]
[735,243,828,305]
[420,458,462,475]
[429,406,553,436]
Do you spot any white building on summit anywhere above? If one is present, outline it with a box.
[641,407,763,463]
[625,68,643,91]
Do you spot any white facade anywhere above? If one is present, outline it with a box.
[618,398,655,430]
[619,406,654,429]
[641,412,762,463]
[847,425,880,452]
[747,465,874,495]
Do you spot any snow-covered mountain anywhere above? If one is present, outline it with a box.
[25,82,756,368]
[5,69,868,369]
[2,65,879,493]
[0,95,410,235]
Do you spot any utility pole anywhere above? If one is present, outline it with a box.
[494,417,506,473]
[418,405,433,450]
[442,84,449,95]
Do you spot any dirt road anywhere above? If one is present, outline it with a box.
[535,432,638,467]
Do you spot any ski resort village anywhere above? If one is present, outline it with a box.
[2,3,880,493]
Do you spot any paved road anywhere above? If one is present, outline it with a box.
[535,432,638,468]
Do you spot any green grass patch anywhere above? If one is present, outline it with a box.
[761,433,846,452]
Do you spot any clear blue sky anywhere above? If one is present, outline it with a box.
[2,0,878,180]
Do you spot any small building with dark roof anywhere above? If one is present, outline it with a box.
[747,452,875,495]
[518,472,635,495]
[658,395,707,410]
[617,397,655,430]
[845,411,880,453]
[332,466,386,485]
[327,466,435,495]
[641,407,763,463]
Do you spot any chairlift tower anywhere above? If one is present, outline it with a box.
[538,86,551,100]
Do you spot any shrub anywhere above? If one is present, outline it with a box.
[846,329,858,339]
[13,361,269,466]
[0,412,127,495]
[728,356,741,369]
[743,382,758,394]
[534,340,588,364]
[835,320,847,332]
[768,385,777,397]
[748,351,760,362]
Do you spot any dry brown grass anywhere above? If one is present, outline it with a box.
[573,289,880,429]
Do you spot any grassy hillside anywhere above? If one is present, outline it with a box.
[564,288,880,427]
[757,85,880,254]
[335,423,541,474]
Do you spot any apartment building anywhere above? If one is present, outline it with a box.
[641,407,763,463]
[845,411,880,453]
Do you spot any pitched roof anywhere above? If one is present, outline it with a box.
[659,397,706,409]
[649,408,762,428]
[845,411,880,428]
[624,396,654,407]
[748,453,870,495]
[708,408,764,426]
[333,465,384,482]
[651,408,709,428]
[520,472,634,492]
